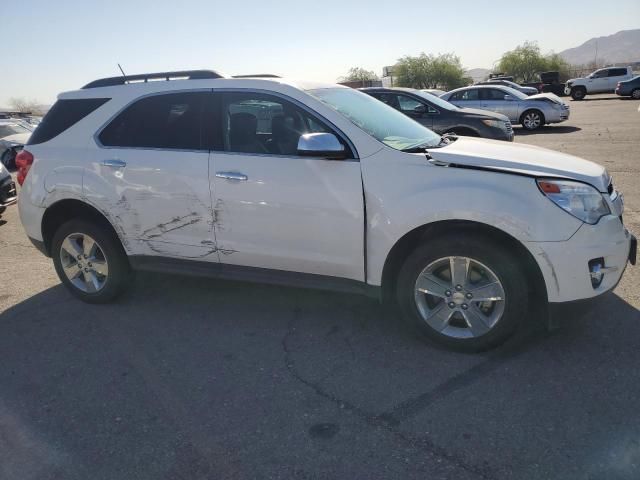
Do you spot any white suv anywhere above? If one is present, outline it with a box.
[17,70,636,351]
[565,66,634,100]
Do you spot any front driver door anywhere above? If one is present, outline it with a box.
[209,90,365,281]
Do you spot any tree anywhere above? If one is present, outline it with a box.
[497,42,571,83]
[394,53,468,90]
[9,97,45,115]
[339,67,379,83]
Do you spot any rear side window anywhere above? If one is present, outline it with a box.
[99,92,208,150]
[28,98,109,145]
[608,68,627,77]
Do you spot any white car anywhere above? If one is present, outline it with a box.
[0,120,32,169]
[17,70,636,351]
[565,66,634,100]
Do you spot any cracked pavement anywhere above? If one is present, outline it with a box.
[1,94,639,479]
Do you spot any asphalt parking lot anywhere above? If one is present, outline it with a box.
[1,93,639,480]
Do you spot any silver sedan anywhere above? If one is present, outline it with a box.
[441,85,570,130]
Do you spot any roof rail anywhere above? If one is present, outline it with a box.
[82,70,224,89]
[232,74,281,78]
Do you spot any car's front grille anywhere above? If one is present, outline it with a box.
[504,122,513,132]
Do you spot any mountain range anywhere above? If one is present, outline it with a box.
[558,29,640,65]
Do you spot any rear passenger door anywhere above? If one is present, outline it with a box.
[480,88,518,121]
[607,68,629,90]
[208,90,365,281]
[86,91,217,260]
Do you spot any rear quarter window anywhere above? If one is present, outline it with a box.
[28,98,110,145]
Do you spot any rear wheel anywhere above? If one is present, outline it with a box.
[520,110,544,130]
[631,89,640,100]
[396,235,528,352]
[570,87,586,100]
[52,219,131,303]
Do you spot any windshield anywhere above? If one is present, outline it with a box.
[411,90,460,111]
[0,123,31,138]
[308,88,441,151]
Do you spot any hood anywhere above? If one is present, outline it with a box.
[428,137,609,191]
[526,92,566,105]
[0,132,30,145]
[457,107,510,121]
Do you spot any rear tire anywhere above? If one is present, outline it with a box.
[396,235,528,352]
[520,110,545,131]
[631,89,640,100]
[52,219,131,303]
[570,87,586,100]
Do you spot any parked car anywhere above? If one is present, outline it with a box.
[361,87,513,141]
[17,70,635,351]
[0,120,31,169]
[421,89,446,97]
[0,161,17,217]
[615,75,640,99]
[565,66,634,100]
[441,85,570,130]
[476,79,539,96]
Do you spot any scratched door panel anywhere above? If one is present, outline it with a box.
[84,148,218,260]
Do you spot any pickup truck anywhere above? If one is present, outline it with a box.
[565,66,634,100]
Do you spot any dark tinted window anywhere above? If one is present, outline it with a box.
[450,89,479,101]
[608,68,628,77]
[219,92,341,156]
[482,89,507,100]
[100,92,208,150]
[372,93,400,110]
[396,94,423,112]
[28,98,109,145]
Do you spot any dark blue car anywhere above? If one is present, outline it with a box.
[615,75,640,99]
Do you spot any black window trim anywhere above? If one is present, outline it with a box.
[94,88,213,153]
[213,88,359,161]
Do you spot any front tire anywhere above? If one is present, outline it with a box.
[570,87,586,100]
[396,235,528,352]
[52,219,131,303]
[520,110,544,131]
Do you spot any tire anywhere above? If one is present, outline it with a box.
[631,89,640,100]
[570,87,586,100]
[51,219,131,303]
[396,234,528,352]
[520,110,545,131]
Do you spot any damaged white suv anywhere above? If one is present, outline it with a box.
[18,70,636,351]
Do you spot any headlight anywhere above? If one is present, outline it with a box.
[481,119,506,129]
[537,179,610,224]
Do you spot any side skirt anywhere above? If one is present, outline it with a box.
[129,255,381,300]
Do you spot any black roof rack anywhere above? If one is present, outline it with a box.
[82,70,224,89]
[232,74,281,78]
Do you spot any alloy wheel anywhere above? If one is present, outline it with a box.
[59,232,109,293]
[414,256,505,339]
[523,112,541,130]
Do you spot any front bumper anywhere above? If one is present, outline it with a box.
[526,216,634,302]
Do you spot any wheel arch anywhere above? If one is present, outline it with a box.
[41,199,124,256]
[380,220,548,311]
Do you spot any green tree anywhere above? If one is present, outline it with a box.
[497,42,571,82]
[339,67,379,83]
[394,53,468,90]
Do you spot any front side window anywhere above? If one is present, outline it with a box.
[451,89,479,101]
[220,92,334,156]
[308,87,441,151]
[99,92,208,150]
[591,70,608,79]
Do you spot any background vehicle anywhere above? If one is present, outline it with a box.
[0,120,31,169]
[441,85,570,130]
[615,75,640,99]
[476,79,539,96]
[361,87,513,141]
[18,70,634,351]
[0,162,17,217]
[421,89,445,97]
[566,66,634,100]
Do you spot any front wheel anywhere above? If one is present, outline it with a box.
[520,110,545,131]
[631,89,640,100]
[396,236,528,352]
[570,87,586,100]
[52,219,131,303]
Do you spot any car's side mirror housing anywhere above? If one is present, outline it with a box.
[413,104,427,115]
[297,133,347,159]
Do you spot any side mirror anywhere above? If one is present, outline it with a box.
[297,133,347,159]
[503,94,514,101]
[413,104,427,115]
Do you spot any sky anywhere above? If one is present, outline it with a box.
[1,0,638,107]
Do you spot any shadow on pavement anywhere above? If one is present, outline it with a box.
[0,273,638,479]
[514,125,582,136]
